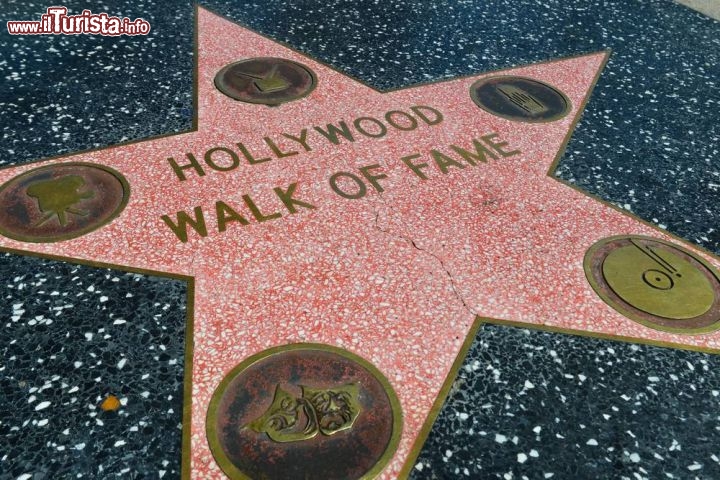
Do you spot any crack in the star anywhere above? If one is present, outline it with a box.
[362,168,476,317]
[370,202,476,319]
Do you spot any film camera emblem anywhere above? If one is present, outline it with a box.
[0,163,129,243]
[26,175,95,227]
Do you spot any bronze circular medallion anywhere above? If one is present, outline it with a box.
[206,343,402,480]
[0,162,129,243]
[469,75,571,122]
[214,57,317,106]
[584,235,720,334]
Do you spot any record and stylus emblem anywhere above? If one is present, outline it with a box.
[584,235,720,333]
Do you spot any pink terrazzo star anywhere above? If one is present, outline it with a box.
[1,7,719,479]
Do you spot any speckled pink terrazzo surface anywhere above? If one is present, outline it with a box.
[1,8,719,479]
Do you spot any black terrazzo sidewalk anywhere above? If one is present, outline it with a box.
[0,254,188,480]
[410,323,720,480]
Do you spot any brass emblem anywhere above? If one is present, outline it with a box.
[247,383,360,443]
[470,75,570,122]
[206,343,402,480]
[214,57,317,106]
[26,175,95,227]
[496,85,549,116]
[246,64,290,93]
[584,235,720,333]
[0,163,129,243]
